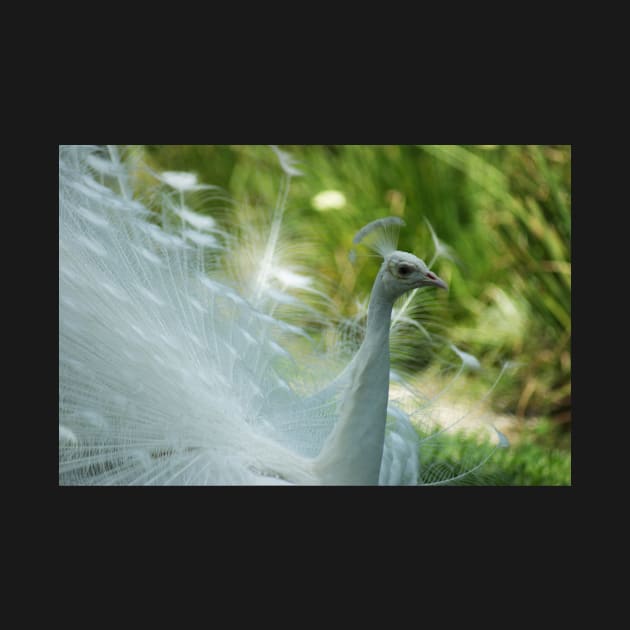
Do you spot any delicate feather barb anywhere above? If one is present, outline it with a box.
[352,216,405,258]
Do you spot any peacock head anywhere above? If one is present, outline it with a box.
[381,251,448,299]
[352,217,448,301]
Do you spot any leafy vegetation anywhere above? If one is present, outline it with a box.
[425,418,571,486]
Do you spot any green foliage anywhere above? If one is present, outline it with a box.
[421,145,571,421]
[427,425,571,486]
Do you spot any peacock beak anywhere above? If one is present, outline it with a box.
[425,272,448,290]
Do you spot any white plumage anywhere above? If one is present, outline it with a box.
[58,145,506,485]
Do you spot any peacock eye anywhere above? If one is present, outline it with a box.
[398,264,412,276]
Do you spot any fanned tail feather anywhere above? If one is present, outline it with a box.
[59,145,509,485]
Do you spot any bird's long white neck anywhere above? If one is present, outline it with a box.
[313,266,393,484]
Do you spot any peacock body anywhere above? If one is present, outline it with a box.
[58,145,506,485]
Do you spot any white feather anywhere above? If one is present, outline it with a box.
[58,145,507,485]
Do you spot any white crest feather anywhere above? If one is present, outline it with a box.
[352,216,405,258]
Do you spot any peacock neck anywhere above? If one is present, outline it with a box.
[314,268,394,484]
[363,279,394,353]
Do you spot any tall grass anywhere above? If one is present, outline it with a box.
[418,145,570,422]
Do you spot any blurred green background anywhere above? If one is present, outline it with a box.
[138,144,571,485]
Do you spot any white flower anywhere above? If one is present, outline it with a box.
[312,190,347,211]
